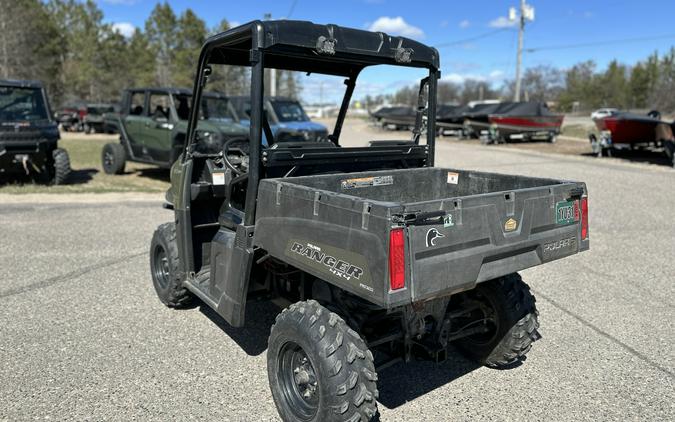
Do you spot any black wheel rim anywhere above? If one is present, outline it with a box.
[152,245,170,289]
[277,341,319,420]
[103,150,114,170]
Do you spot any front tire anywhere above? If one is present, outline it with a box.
[149,223,194,307]
[102,143,126,174]
[454,273,540,368]
[51,148,71,185]
[268,300,379,422]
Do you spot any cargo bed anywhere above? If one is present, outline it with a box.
[254,167,588,309]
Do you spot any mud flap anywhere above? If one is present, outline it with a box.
[212,224,255,327]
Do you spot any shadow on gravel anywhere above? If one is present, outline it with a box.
[376,351,482,409]
[200,300,280,356]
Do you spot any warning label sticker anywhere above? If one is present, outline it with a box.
[447,172,459,184]
[341,175,394,190]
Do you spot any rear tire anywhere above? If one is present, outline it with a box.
[268,300,379,422]
[102,143,126,174]
[150,222,194,308]
[454,273,540,368]
[51,148,71,185]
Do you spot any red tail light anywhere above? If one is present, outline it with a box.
[581,197,589,240]
[388,228,406,290]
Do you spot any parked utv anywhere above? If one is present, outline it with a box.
[55,102,85,132]
[230,95,328,144]
[101,87,248,174]
[81,103,115,134]
[0,79,70,184]
[149,21,589,422]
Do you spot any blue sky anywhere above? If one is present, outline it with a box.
[99,0,675,103]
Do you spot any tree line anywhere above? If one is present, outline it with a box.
[0,0,300,108]
[387,49,675,113]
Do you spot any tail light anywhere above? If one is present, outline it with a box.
[580,197,589,240]
[388,228,406,290]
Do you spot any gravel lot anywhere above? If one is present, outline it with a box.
[1,119,673,421]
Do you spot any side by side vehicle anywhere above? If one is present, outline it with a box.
[0,79,70,184]
[101,87,248,174]
[148,21,590,422]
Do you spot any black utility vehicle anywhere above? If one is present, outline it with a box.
[102,87,247,174]
[149,21,589,422]
[0,80,70,184]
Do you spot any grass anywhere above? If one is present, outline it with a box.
[0,133,170,194]
[561,124,596,140]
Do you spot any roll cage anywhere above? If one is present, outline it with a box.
[184,20,440,225]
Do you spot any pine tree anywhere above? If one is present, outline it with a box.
[145,2,178,86]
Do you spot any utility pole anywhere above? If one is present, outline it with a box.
[511,0,534,102]
[264,13,277,96]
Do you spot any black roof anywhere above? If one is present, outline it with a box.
[0,79,44,88]
[204,20,439,76]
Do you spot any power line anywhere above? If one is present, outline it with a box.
[286,0,299,19]
[527,33,675,52]
[435,27,512,49]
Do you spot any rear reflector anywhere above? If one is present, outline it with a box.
[389,228,406,290]
[581,197,589,240]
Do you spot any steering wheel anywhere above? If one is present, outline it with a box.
[222,137,251,175]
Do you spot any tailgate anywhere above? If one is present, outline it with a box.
[403,183,588,301]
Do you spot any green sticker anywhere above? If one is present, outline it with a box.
[556,200,577,225]
[443,214,455,227]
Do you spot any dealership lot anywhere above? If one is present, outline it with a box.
[1,123,673,421]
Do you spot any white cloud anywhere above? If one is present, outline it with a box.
[112,22,135,38]
[442,70,505,84]
[367,16,424,39]
[489,16,517,28]
[459,20,470,29]
[489,70,504,79]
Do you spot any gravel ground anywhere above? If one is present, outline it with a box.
[1,119,673,421]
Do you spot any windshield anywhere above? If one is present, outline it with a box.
[0,86,49,122]
[172,93,237,122]
[201,96,237,122]
[271,101,308,122]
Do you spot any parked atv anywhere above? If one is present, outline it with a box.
[149,21,590,422]
[0,79,70,184]
[102,87,248,174]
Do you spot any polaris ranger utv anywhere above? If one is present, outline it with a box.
[149,21,589,422]
[0,80,70,184]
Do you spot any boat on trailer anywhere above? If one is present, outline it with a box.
[369,105,416,130]
[589,110,675,167]
[487,102,563,144]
